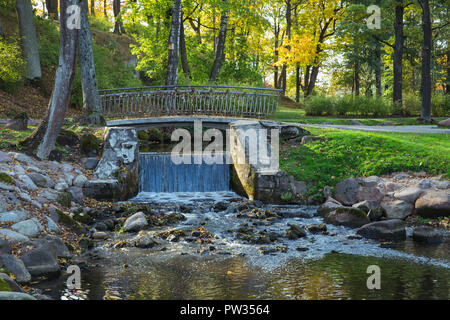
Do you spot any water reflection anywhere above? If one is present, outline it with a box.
[81,253,449,300]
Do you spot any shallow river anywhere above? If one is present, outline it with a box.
[44,192,450,300]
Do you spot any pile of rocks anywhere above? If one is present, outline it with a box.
[0,150,98,299]
[318,172,450,243]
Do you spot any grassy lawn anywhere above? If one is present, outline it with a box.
[273,103,447,126]
[280,127,450,201]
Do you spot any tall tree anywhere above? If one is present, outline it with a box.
[15,0,42,82]
[165,0,182,86]
[210,0,229,82]
[79,0,105,125]
[91,0,96,16]
[113,0,125,34]
[180,13,191,80]
[46,0,58,20]
[22,0,79,159]
[393,0,405,107]
[418,0,432,121]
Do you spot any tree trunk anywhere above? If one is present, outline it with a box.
[179,13,191,80]
[104,0,107,17]
[295,64,301,103]
[306,66,320,97]
[210,0,229,83]
[113,0,125,34]
[375,45,382,96]
[79,0,105,125]
[419,0,432,121]
[446,49,450,95]
[274,23,279,89]
[165,0,182,86]
[22,0,78,160]
[280,0,292,95]
[354,61,360,96]
[16,0,42,81]
[90,0,95,16]
[393,2,404,108]
[46,0,58,20]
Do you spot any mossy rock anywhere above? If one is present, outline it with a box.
[71,211,93,224]
[56,209,84,232]
[57,129,80,147]
[57,192,73,208]
[0,172,14,185]
[80,133,100,155]
[0,278,11,292]
[79,237,95,250]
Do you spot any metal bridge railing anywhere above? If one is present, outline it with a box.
[99,85,282,119]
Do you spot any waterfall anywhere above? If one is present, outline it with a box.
[139,153,231,193]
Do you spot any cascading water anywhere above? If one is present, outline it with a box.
[139,153,231,193]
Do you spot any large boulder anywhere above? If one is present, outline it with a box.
[415,191,450,218]
[0,292,36,300]
[32,235,71,259]
[0,254,31,284]
[381,200,413,220]
[352,200,385,221]
[28,173,55,188]
[20,246,60,278]
[317,198,345,217]
[11,219,43,238]
[0,229,30,245]
[0,210,28,224]
[356,186,384,203]
[437,118,450,127]
[0,273,23,292]
[356,219,406,241]
[412,226,445,244]
[123,212,148,232]
[394,187,424,204]
[324,207,370,228]
[335,178,359,205]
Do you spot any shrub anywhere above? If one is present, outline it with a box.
[431,94,450,117]
[402,93,422,116]
[0,37,25,93]
[304,95,335,116]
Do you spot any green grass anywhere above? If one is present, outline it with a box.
[280,127,450,202]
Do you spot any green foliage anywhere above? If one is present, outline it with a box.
[305,95,394,117]
[431,93,450,117]
[281,128,450,201]
[0,37,25,93]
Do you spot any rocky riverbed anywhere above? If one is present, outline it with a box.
[0,149,449,300]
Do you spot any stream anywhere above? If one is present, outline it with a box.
[37,192,450,300]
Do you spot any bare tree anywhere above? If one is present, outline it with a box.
[210,0,229,83]
[15,0,42,81]
[79,0,105,125]
[419,0,432,122]
[165,0,182,86]
[22,0,79,159]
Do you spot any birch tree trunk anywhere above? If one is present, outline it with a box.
[16,0,42,81]
[79,0,105,125]
[22,0,78,159]
[419,0,432,122]
[165,0,182,86]
[210,0,229,83]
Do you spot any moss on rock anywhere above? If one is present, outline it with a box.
[57,192,73,208]
[80,133,100,155]
[0,278,11,292]
[0,172,14,184]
